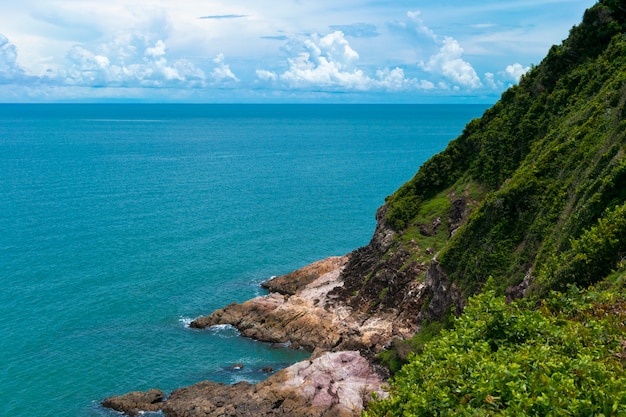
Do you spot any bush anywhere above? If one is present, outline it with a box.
[542,202,626,289]
[365,290,626,416]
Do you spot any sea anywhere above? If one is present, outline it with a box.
[0,103,488,416]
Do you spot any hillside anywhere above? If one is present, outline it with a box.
[357,0,626,414]
[335,0,626,321]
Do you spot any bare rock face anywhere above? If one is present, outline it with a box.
[261,256,348,295]
[418,258,464,322]
[103,351,387,417]
[190,254,416,353]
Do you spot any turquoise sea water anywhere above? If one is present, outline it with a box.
[0,104,488,416]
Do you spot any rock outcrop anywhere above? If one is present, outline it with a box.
[261,256,348,295]
[102,388,165,416]
[102,350,387,417]
[190,253,419,353]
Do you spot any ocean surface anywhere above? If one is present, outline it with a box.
[0,103,488,416]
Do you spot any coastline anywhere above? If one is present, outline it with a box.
[103,255,405,416]
[102,203,440,416]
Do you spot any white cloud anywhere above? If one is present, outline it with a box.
[407,10,438,41]
[256,69,277,81]
[405,10,483,90]
[61,36,206,88]
[145,40,167,58]
[0,34,28,83]
[278,31,371,90]
[484,72,502,89]
[420,36,482,89]
[374,67,408,91]
[502,63,530,82]
[210,53,239,83]
[258,31,432,93]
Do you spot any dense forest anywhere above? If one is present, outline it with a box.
[364,0,626,414]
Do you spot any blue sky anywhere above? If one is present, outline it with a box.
[0,0,596,103]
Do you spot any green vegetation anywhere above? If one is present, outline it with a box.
[365,1,626,415]
[384,0,626,295]
[377,313,455,375]
[366,282,626,416]
[539,202,626,290]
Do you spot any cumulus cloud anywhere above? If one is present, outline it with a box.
[404,11,483,90]
[145,40,166,58]
[256,31,431,92]
[0,34,28,83]
[210,53,239,84]
[502,63,530,82]
[484,72,502,90]
[407,10,438,42]
[256,69,277,81]
[63,35,206,88]
[420,36,482,89]
[277,31,367,89]
[375,67,435,91]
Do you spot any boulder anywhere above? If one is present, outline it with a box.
[101,388,164,416]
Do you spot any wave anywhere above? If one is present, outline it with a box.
[208,324,241,337]
[178,316,194,328]
[179,318,241,336]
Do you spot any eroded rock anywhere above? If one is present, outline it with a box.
[101,388,164,416]
[103,351,387,417]
[191,255,414,353]
[261,256,348,295]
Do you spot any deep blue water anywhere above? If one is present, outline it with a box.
[0,104,488,416]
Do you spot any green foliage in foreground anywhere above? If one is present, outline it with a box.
[365,285,626,416]
[377,313,455,375]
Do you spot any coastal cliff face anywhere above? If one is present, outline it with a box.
[188,198,473,357]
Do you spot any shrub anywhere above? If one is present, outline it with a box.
[365,290,626,416]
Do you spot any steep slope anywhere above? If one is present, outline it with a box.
[335,0,626,329]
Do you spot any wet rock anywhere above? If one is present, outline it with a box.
[101,389,164,416]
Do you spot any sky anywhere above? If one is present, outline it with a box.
[0,0,597,103]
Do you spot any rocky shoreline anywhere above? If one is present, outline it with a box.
[102,198,470,416]
[189,255,417,353]
[103,350,386,417]
[102,256,397,416]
